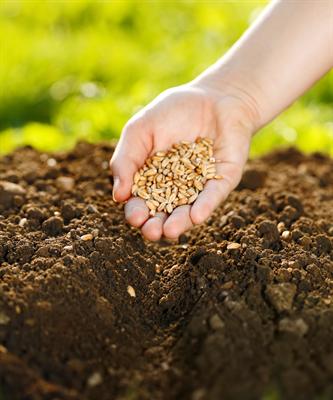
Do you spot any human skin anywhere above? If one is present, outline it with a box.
[110,0,333,241]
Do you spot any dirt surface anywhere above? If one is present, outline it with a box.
[0,142,332,400]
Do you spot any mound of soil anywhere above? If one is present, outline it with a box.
[0,142,332,400]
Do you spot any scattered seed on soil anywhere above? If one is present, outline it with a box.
[80,233,94,241]
[281,230,291,241]
[227,242,241,250]
[127,285,136,298]
[131,138,222,214]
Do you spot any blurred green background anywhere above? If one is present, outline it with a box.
[0,0,332,156]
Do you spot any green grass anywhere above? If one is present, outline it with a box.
[0,0,332,156]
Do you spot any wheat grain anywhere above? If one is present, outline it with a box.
[131,137,223,214]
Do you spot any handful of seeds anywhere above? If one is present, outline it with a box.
[131,137,222,216]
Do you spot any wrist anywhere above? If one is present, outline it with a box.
[190,62,265,133]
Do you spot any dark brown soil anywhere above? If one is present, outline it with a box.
[0,142,332,400]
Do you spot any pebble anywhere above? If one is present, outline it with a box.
[278,317,308,337]
[0,311,10,325]
[0,181,26,210]
[266,283,297,313]
[42,216,64,236]
[56,176,75,191]
[80,233,93,241]
[63,245,73,251]
[87,204,98,213]
[87,371,103,387]
[258,220,280,245]
[208,314,225,331]
[127,285,136,297]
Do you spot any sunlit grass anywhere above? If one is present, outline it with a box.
[0,0,332,156]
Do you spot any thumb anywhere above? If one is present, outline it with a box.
[110,116,153,202]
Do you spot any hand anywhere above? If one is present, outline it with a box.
[110,82,260,241]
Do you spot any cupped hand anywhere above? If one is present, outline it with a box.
[110,82,260,241]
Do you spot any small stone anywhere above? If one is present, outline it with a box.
[27,207,45,221]
[258,220,280,247]
[56,176,75,191]
[208,314,225,331]
[266,283,297,313]
[42,216,64,236]
[127,285,136,297]
[227,242,241,250]
[80,233,93,241]
[222,281,233,289]
[0,345,8,354]
[92,229,99,238]
[278,317,308,337]
[87,371,103,387]
[230,215,245,229]
[0,181,26,210]
[316,234,332,254]
[192,388,207,400]
[63,245,73,251]
[0,311,10,325]
[219,215,229,228]
[87,204,98,213]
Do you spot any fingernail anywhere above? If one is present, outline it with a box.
[112,176,120,202]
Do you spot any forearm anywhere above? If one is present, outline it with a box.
[194,0,333,128]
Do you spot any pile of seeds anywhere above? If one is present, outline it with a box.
[131,137,222,216]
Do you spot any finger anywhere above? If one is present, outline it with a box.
[124,197,150,228]
[110,115,152,202]
[141,212,168,241]
[190,161,242,225]
[163,205,193,239]
[190,126,250,225]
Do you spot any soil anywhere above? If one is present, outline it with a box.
[0,142,332,400]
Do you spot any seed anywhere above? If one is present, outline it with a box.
[127,285,136,297]
[194,180,203,191]
[165,187,171,198]
[81,233,93,241]
[131,138,221,216]
[188,193,198,204]
[152,193,166,203]
[158,202,167,212]
[134,171,140,184]
[137,189,150,200]
[187,188,196,196]
[169,192,177,203]
[227,242,241,250]
[281,231,291,241]
[146,200,156,211]
[161,158,170,168]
